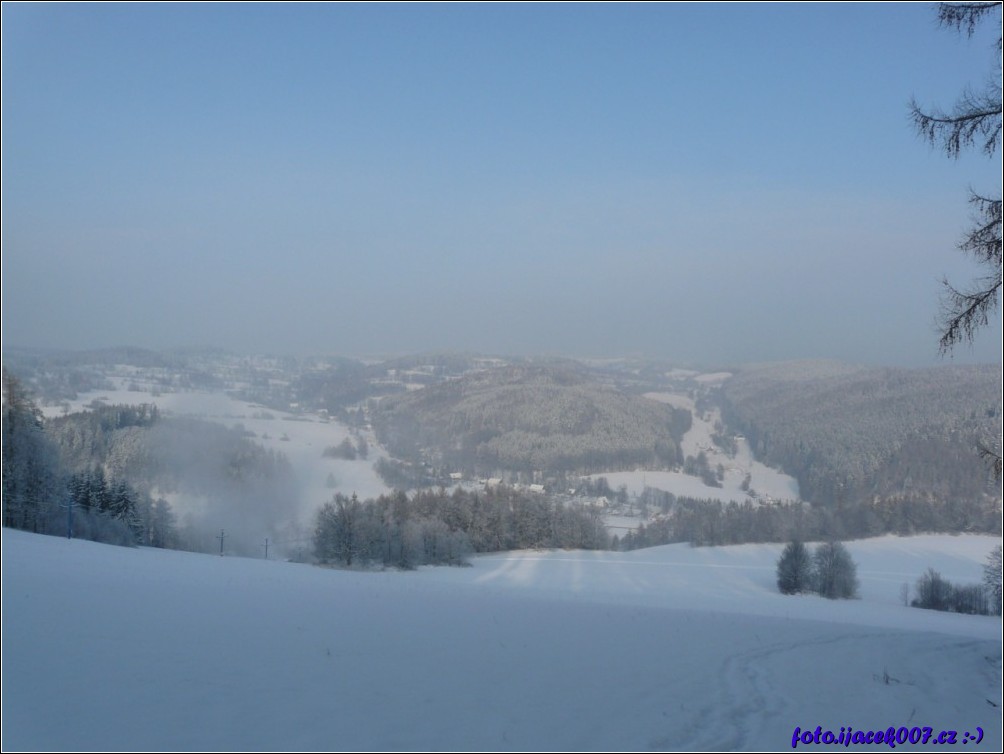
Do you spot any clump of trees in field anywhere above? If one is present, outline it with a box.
[314,485,609,569]
[776,540,858,599]
[617,490,999,553]
[909,545,1002,617]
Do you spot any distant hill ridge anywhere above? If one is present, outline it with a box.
[371,362,691,477]
[721,361,1001,511]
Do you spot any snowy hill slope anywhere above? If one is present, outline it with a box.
[2,530,1000,751]
[39,383,391,530]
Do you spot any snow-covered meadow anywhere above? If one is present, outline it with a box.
[2,529,999,751]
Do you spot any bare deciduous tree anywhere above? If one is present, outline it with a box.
[911,2,1002,481]
[909,1,1002,354]
[813,541,859,599]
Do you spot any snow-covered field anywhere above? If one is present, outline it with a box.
[2,529,1000,751]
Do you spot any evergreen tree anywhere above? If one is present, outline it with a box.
[776,540,812,594]
[107,478,142,538]
[313,500,339,563]
[146,498,177,549]
[2,367,61,532]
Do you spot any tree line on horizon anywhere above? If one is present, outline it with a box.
[314,485,609,569]
[615,490,999,551]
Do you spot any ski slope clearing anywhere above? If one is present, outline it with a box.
[642,389,800,505]
[2,530,1000,752]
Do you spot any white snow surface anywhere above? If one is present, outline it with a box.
[2,529,1000,752]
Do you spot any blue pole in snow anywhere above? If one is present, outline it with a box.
[61,498,75,539]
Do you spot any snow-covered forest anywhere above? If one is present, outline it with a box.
[721,361,1001,509]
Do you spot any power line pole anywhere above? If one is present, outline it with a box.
[217,529,226,556]
[262,537,269,560]
[60,498,76,539]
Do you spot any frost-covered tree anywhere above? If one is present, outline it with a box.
[2,367,62,532]
[812,541,859,599]
[721,363,1001,516]
[914,567,953,611]
[314,493,363,566]
[985,544,1003,616]
[146,497,177,549]
[107,478,142,538]
[322,438,356,460]
[776,540,812,594]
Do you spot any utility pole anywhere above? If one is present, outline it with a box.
[217,529,226,556]
[60,498,76,539]
[262,537,269,560]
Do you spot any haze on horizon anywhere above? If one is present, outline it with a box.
[2,4,1001,368]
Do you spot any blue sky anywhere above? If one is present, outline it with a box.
[2,3,1001,366]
